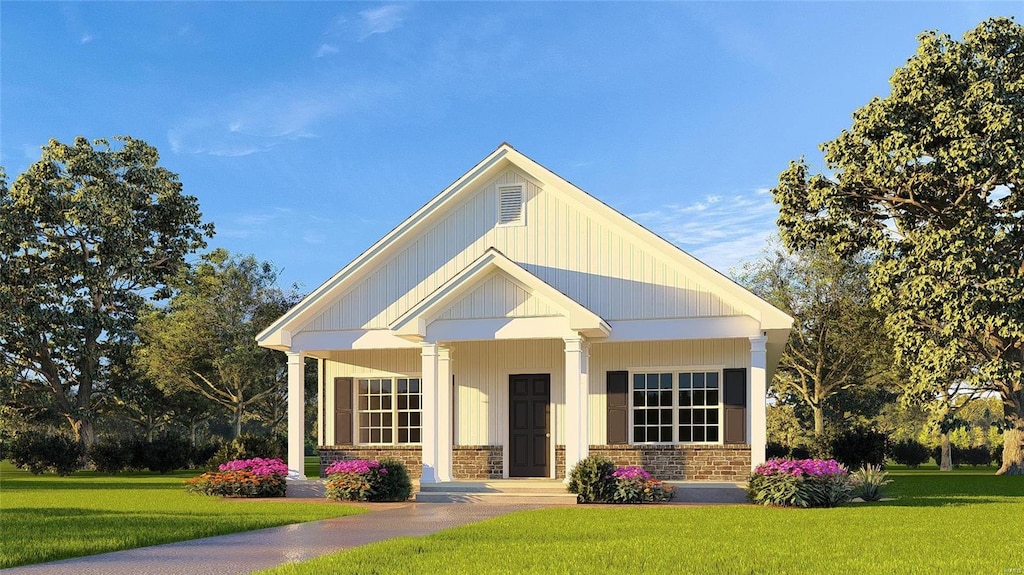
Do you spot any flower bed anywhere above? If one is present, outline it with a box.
[184,457,287,498]
[567,456,674,503]
[747,458,852,508]
[324,458,412,502]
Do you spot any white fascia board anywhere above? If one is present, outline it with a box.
[603,316,762,342]
[256,145,519,345]
[290,329,423,352]
[426,317,576,342]
[390,247,609,339]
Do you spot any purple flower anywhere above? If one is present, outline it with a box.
[218,457,288,476]
[754,458,847,478]
[611,465,652,481]
[325,459,387,475]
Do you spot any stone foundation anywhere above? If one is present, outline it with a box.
[556,444,751,481]
[318,446,422,479]
[452,445,503,479]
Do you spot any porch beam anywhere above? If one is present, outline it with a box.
[563,336,589,483]
[286,351,307,479]
[749,335,768,470]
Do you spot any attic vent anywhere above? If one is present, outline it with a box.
[497,184,525,226]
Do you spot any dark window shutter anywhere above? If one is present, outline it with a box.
[606,371,628,444]
[723,368,746,444]
[334,377,353,446]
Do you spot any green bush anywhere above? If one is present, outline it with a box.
[374,459,413,502]
[566,455,616,504]
[960,445,992,466]
[813,425,889,470]
[189,441,221,469]
[850,464,892,501]
[890,439,931,468]
[207,434,285,469]
[88,438,135,474]
[7,432,84,476]
[134,435,192,473]
[766,442,790,459]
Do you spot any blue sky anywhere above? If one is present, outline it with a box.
[2,2,1020,291]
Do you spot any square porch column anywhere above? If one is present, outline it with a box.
[286,351,306,479]
[421,343,453,483]
[563,337,589,482]
[749,335,768,470]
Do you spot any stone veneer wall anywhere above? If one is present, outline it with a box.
[318,446,422,479]
[452,445,503,479]
[555,444,751,481]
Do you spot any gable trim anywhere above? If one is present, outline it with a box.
[389,247,610,341]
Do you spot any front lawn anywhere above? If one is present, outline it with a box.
[262,467,1024,575]
[0,461,364,568]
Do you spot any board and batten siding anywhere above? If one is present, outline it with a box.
[300,168,740,333]
[320,339,750,449]
[435,272,559,320]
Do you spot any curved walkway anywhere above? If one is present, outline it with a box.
[1,503,546,575]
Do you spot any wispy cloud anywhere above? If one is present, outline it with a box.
[631,187,779,275]
[315,43,339,58]
[79,33,95,44]
[358,5,407,40]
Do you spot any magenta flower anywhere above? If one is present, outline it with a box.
[754,458,847,477]
[610,465,652,481]
[218,457,288,476]
[325,459,388,475]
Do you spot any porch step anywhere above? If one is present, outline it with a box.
[415,480,577,504]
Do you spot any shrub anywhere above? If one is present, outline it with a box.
[184,457,288,497]
[7,432,84,476]
[960,445,992,466]
[324,459,412,502]
[566,455,616,504]
[608,466,675,503]
[766,442,790,459]
[135,434,191,473]
[189,441,221,469]
[850,464,891,501]
[813,425,889,470]
[890,439,931,468]
[992,444,1004,464]
[747,458,852,508]
[207,434,285,469]
[88,438,135,474]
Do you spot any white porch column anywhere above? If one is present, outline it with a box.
[563,336,590,482]
[286,351,307,480]
[436,346,453,482]
[749,335,768,470]
[421,343,452,483]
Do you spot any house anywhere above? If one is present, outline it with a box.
[257,144,792,484]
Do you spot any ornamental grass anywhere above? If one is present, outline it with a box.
[185,457,288,498]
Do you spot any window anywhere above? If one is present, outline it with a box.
[631,371,721,444]
[357,377,422,444]
[497,184,525,226]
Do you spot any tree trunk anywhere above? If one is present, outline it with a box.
[813,407,824,436]
[233,407,243,438]
[940,432,953,471]
[997,391,1024,475]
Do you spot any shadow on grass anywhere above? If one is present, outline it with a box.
[880,471,1024,507]
[6,479,189,491]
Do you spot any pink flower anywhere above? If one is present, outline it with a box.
[325,459,387,475]
[218,457,288,476]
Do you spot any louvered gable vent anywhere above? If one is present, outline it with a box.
[497,184,524,226]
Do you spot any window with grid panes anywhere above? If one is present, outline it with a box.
[631,371,721,444]
[357,377,422,444]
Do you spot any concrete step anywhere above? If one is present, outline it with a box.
[418,480,569,495]
[415,491,578,504]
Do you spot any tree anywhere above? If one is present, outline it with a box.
[739,244,894,436]
[0,137,213,447]
[772,18,1024,475]
[135,249,298,438]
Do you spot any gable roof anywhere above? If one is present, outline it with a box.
[257,143,792,349]
[390,247,611,341]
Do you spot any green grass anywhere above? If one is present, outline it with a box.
[262,467,1024,575]
[0,461,364,568]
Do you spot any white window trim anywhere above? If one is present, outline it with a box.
[353,373,424,446]
[496,183,526,227]
[627,367,725,446]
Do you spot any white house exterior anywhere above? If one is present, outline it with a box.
[257,144,792,483]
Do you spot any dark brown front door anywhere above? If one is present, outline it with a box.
[509,374,550,477]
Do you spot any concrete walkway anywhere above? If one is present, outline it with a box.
[0,503,546,575]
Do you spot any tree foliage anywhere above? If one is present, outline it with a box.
[739,244,895,436]
[135,249,299,438]
[0,137,213,446]
[772,18,1024,474]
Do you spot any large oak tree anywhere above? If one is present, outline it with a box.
[772,18,1024,474]
[0,137,213,446]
